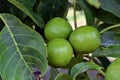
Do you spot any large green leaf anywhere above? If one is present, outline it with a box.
[55,73,73,80]
[92,45,120,57]
[93,30,120,57]
[75,73,90,80]
[70,62,102,79]
[49,67,58,80]
[10,5,27,20]
[8,0,45,28]
[100,0,120,17]
[37,0,68,22]
[100,31,120,47]
[94,9,120,24]
[0,13,48,80]
[77,0,95,26]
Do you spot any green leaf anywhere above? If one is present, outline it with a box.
[75,73,90,80]
[0,13,48,80]
[55,73,73,80]
[86,0,101,8]
[49,67,58,80]
[70,62,102,79]
[37,0,68,22]
[92,27,120,57]
[93,30,120,57]
[8,0,45,28]
[77,0,95,26]
[100,0,120,17]
[10,5,27,20]
[94,9,120,24]
[92,45,120,57]
[100,31,120,47]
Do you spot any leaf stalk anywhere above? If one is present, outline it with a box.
[73,0,77,29]
[100,24,120,34]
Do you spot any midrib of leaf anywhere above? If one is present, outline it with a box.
[0,17,33,74]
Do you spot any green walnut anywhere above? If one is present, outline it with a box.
[69,26,100,54]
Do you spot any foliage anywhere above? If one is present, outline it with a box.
[0,0,120,80]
